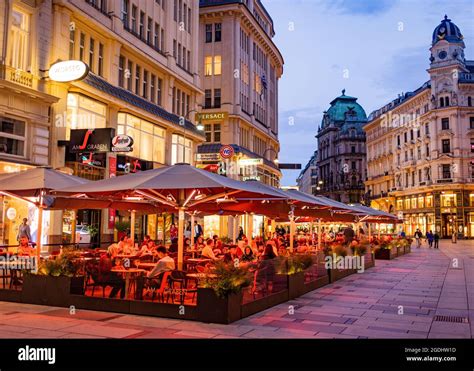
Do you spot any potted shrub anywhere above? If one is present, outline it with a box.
[373,240,396,260]
[325,244,356,282]
[404,238,412,254]
[281,254,314,299]
[22,247,85,307]
[197,261,251,324]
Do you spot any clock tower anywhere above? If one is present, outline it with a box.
[428,15,468,108]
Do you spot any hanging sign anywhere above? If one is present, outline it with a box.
[49,60,89,82]
[219,145,234,159]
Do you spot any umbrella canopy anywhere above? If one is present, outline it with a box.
[344,204,401,223]
[0,167,89,197]
[56,163,287,208]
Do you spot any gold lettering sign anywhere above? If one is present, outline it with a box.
[195,112,228,121]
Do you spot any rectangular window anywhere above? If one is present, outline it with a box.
[0,116,26,157]
[79,33,85,61]
[187,50,190,71]
[214,23,222,42]
[178,0,182,22]
[8,8,31,71]
[417,146,421,160]
[204,124,212,142]
[173,40,177,58]
[117,113,166,164]
[147,17,152,44]
[150,74,156,102]
[441,118,449,130]
[188,8,192,32]
[118,56,125,87]
[176,89,181,115]
[214,55,222,75]
[397,135,400,146]
[135,65,141,94]
[181,91,185,116]
[171,134,192,164]
[177,43,181,66]
[404,132,407,143]
[471,139,474,153]
[418,169,422,183]
[89,38,95,71]
[204,89,212,108]
[351,161,356,170]
[173,0,177,21]
[214,124,221,142]
[98,43,104,76]
[470,117,474,129]
[161,29,165,51]
[442,139,450,153]
[204,56,212,76]
[127,60,133,91]
[139,11,145,39]
[214,89,221,108]
[122,0,129,26]
[157,78,162,106]
[172,87,176,113]
[442,164,451,179]
[143,70,148,98]
[131,5,137,32]
[205,24,212,43]
[154,23,160,49]
[69,28,75,59]
[425,123,430,135]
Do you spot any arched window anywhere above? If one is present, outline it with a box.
[439,97,445,107]
[445,96,450,106]
[468,97,472,107]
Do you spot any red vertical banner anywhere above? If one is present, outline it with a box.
[108,155,117,229]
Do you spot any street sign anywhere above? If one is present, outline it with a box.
[219,145,234,159]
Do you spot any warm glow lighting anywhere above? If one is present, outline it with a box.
[196,123,204,131]
[183,190,197,207]
[124,196,143,201]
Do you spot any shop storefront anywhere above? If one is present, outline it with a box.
[396,190,474,238]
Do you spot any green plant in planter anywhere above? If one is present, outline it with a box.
[286,254,314,274]
[202,261,251,299]
[36,247,82,277]
[331,244,348,257]
[220,236,233,244]
[354,243,368,256]
[114,221,130,233]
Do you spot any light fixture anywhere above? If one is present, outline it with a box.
[216,195,238,203]
[273,158,279,164]
[196,123,204,131]
[194,193,206,201]
[124,196,143,201]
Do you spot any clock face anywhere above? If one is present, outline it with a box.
[438,51,447,59]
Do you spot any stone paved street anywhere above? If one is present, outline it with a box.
[0,240,472,339]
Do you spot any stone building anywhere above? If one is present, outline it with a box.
[365,16,474,238]
[316,90,367,203]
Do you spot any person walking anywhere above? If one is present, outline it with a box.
[194,221,203,239]
[414,229,423,248]
[433,232,440,249]
[426,230,434,248]
[17,218,31,242]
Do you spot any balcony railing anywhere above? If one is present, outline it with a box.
[0,64,35,89]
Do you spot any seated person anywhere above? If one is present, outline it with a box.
[241,246,255,262]
[140,235,151,248]
[138,240,155,257]
[117,235,127,251]
[223,245,239,264]
[98,252,125,299]
[147,246,175,286]
[122,237,135,255]
[213,240,223,255]
[168,238,178,253]
[195,236,205,250]
[17,236,36,256]
[107,243,121,258]
[201,239,217,260]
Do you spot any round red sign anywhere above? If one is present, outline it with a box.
[219,145,234,159]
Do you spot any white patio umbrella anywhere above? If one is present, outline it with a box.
[0,167,90,261]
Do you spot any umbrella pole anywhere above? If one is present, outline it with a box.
[232,215,237,244]
[130,210,136,246]
[248,213,253,246]
[71,210,77,246]
[37,206,43,263]
[318,218,322,250]
[190,213,195,248]
[177,207,185,270]
[368,223,371,241]
[289,216,295,253]
[377,223,381,240]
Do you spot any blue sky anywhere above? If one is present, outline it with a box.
[261,0,474,185]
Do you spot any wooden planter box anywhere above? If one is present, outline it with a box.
[374,248,392,260]
[302,275,329,294]
[287,271,305,300]
[404,244,411,254]
[21,275,84,307]
[327,268,357,283]
[396,245,404,256]
[196,288,243,324]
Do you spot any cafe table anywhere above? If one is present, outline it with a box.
[111,267,146,299]
[137,262,156,270]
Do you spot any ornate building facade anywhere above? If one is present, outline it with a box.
[196,0,283,187]
[365,16,474,238]
[316,91,367,203]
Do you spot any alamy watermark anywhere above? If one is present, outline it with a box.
[324,254,365,273]
[0,254,38,273]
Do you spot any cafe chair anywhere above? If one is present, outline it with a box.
[149,271,172,303]
[84,264,108,297]
[168,270,189,304]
